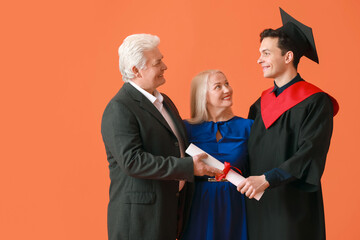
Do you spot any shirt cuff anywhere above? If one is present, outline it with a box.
[264,168,295,188]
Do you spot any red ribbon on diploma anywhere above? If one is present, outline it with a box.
[215,162,243,181]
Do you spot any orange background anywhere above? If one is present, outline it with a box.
[1,0,359,239]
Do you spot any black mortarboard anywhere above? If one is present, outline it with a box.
[277,8,319,63]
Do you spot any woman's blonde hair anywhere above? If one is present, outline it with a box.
[188,69,224,124]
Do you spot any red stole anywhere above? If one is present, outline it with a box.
[261,81,339,129]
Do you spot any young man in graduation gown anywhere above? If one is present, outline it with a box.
[237,8,339,240]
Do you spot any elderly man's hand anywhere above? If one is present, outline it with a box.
[192,153,223,176]
[237,175,270,199]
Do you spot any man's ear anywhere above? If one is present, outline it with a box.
[132,66,141,78]
[285,51,294,64]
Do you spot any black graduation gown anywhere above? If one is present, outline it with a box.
[246,92,334,240]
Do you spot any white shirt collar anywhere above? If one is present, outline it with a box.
[128,80,163,104]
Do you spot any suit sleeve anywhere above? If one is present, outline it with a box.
[101,100,194,181]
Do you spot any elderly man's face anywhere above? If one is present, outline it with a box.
[137,47,167,94]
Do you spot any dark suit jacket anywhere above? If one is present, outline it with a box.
[101,82,194,240]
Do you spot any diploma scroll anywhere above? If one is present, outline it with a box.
[186,143,264,201]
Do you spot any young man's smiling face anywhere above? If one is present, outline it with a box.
[257,37,288,79]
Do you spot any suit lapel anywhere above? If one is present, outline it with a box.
[123,83,175,135]
[163,96,187,144]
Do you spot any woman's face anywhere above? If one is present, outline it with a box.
[206,72,233,111]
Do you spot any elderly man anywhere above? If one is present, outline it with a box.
[237,9,339,240]
[101,34,221,240]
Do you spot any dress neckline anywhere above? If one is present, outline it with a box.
[206,116,237,124]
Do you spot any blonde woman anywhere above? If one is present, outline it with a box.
[181,70,252,240]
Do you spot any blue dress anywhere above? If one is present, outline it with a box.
[181,116,253,240]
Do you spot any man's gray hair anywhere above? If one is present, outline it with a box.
[118,34,160,82]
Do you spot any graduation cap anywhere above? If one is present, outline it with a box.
[277,8,319,63]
